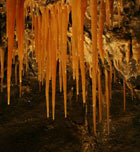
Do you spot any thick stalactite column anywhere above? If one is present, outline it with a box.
[6,0,17,105]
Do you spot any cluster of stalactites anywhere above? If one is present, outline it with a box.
[6,0,25,105]
[32,2,71,119]
[90,0,124,135]
[5,0,124,135]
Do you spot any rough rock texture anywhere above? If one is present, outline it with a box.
[82,0,140,90]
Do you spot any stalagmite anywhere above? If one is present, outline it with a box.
[7,0,17,105]
[123,79,126,111]
[105,69,110,135]
[90,0,98,135]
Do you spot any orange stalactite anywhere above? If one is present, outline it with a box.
[45,8,50,118]
[123,79,126,111]
[16,0,25,97]
[61,5,70,118]
[105,69,110,135]
[50,5,57,120]
[98,0,105,64]
[71,0,78,81]
[81,0,88,17]
[38,15,42,91]
[59,61,63,92]
[90,0,98,135]
[75,0,80,96]
[57,3,63,93]
[46,29,50,118]
[40,7,46,83]
[7,0,17,105]
[106,0,111,28]
[98,69,102,122]
[55,4,59,61]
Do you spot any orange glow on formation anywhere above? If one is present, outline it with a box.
[5,0,125,135]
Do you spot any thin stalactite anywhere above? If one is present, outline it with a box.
[90,0,98,135]
[7,0,17,105]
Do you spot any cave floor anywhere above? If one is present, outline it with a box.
[0,76,140,152]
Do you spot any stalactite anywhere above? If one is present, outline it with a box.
[123,79,126,111]
[98,0,105,64]
[106,0,111,28]
[57,3,63,93]
[38,15,42,92]
[4,0,133,137]
[7,0,17,105]
[50,5,57,120]
[90,0,98,135]
[40,7,46,84]
[45,8,50,118]
[71,0,77,81]
[16,0,25,97]
[61,5,70,118]
[105,69,110,135]
[98,68,102,122]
